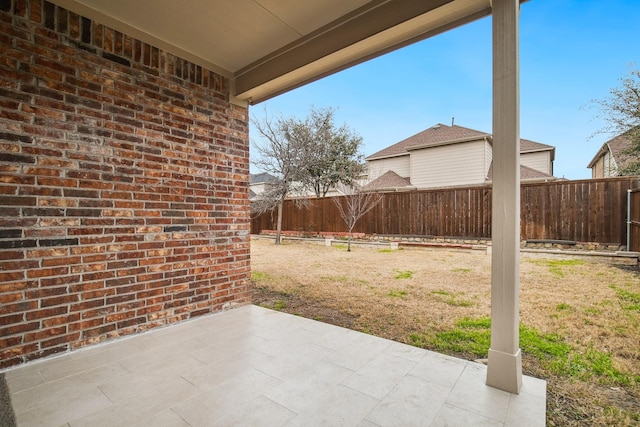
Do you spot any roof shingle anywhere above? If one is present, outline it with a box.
[366,123,554,160]
[486,163,555,181]
[362,170,413,191]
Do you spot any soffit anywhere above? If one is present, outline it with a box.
[49,0,493,104]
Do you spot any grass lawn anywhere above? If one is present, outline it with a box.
[251,238,640,427]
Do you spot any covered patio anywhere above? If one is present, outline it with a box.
[1,0,543,424]
[4,304,546,426]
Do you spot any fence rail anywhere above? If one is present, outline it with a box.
[251,177,640,245]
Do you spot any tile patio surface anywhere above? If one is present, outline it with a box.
[3,305,546,426]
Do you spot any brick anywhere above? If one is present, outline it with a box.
[116,316,145,329]
[0,228,23,238]
[0,336,23,350]
[40,293,79,308]
[0,195,37,206]
[1,322,41,337]
[69,299,104,313]
[24,167,62,177]
[0,270,25,282]
[36,177,77,187]
[22,208,65,217]
[26,247,68,258]
[0,131,33,143]
[0,290,25,304]
[106,310,135,323]
[0,250,24,261]
[80,287,114,300]
[40,332,81,349]
[68,317,105,334]
[79,236,115,245]
[42,255,82,267]
[27,266,69,278]
[38,238,79,247]
[83,323,116,338]
[23,229,64,240]
[25,344,70,361]
[68,11,80,38]
[26,306,68,320]
[40,274,80,287]
[106,293,135,305]
[26,284,71,299]
[43,313,80,328]
[0,260,38,271]
[24,325,68,342]
[66,208,102,217]
[81,270,115,282]
[0,300,38,316]
[63,189,99,202]
[0,153,36,164]
[19,186,63,197]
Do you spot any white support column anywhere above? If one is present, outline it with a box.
[486,0,522,394]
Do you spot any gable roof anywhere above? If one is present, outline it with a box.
[520,138,556,159]
[362,171,414,192]
[587,133,632,169]
[486,163,555,182]
[366,123,555,161]
[250,172,277,184]
[367,124,489,160]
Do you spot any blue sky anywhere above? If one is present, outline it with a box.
[250,0,640,180]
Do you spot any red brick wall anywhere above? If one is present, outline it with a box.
[0,0,251,368]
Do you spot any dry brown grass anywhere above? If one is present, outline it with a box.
[251,238,640,426]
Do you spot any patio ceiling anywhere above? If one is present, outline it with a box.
[49,0,493,104]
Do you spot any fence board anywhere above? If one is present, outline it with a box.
[251,177,639,245]
[630,189,640,251]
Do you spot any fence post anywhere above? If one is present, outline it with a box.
[627,189,632,251]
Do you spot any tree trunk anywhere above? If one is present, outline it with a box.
[275,201,283,244]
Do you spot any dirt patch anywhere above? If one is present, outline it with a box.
[251,238,640,426]
[253,285,359,329]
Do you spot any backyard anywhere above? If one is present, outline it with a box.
[251,238,640,426]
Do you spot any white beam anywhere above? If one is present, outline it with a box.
[235,1,492,104]
[486,0,522,394]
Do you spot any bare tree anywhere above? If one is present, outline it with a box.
[252,107,366,243]
[251,111,309,244]
[333,187,382,251]
[591,67,640,175]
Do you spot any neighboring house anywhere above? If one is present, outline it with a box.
[250,172,349,199]
[249,172,277,200]
[365,123,556,190]
[587,133,633,178]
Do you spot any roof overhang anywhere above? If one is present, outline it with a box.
[366,152,411,162]
[521,147,556,162]
[587,143,610,169]
[406,135,491,151]
[48,0,494,105]
[234,0,493,103]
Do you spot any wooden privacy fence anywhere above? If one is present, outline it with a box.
[251,177,640,245]
[629,189,640,251]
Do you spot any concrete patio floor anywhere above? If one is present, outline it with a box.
[3,305,546,426]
